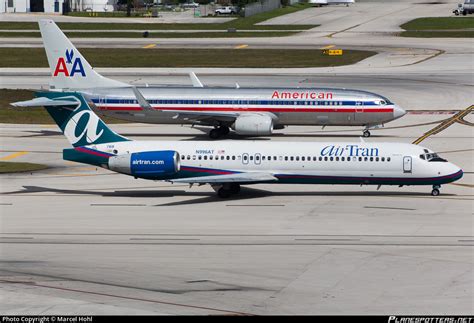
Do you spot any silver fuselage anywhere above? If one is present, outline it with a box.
[79,86,405,128]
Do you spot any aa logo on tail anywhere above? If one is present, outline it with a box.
[64,109,104,145]
[53,49,86,77]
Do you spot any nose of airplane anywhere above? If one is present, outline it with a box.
[393,105,407,119]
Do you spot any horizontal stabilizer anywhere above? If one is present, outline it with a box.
[10,97,79,108]
[169,172,277,184]
[189,72,204,88]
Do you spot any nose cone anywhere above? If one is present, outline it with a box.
[443,163,463,184]
[393,105,407,120]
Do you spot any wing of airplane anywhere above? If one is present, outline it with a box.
[164,109,239,123]
[169,172,278,184]
[10,97,79,107]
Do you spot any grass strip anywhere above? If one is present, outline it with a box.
[0,31,297,38]
[0,161,48,173]
[400,17,474,38]
[0,48,376,68]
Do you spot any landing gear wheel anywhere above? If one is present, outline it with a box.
[209,126,230,139]
[221,126,230,136]
[217,187,232,198]
[363,130,371,137]
[431,185,441,196]
[209,128,220,139]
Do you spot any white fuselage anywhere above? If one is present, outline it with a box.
[94,140,462,186]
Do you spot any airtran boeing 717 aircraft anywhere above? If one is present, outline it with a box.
[39,19,406,139]
[12,92,462,198]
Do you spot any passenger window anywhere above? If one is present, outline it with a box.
[335,157,339,161]
[198,156,202,160]
[187,155,191,160]
[290,156,294,161]
[204,156,208,160]
[302,157,305,161]
[358,157,362,161]
[274,156,278,161]
[250,156,254,161]
[226,156,230,160]
[243,155,248,161]
[347,157,351,161]
[319,157,322,161]
[210,156,213,160]
[296,156,299,161]
[330,157,334,161]
[324,157,328,161]
[341,157,345,161]
[262,156,266,161]
[369,157,373,162]
[221,156,225,160]
[313,157,317,161]
[364,157,368,161]
[232,156,236,160]
[285,156,288,161]
[376,157,379,162]
[387,157,391,162]
[381,157,385,162]
[192,155,196,160]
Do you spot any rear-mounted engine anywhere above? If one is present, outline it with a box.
[109,150,180,178]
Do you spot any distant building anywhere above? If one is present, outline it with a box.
[1,0,65,13]
[0,0,117,13]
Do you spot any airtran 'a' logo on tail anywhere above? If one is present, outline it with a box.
[64,109,104,146]
[53,49,86,77]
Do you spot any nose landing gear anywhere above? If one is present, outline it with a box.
[363,130,371,137]
[431,185,441,196]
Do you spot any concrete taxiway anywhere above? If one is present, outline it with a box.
[0,0,473,315]
[1,112,473,315]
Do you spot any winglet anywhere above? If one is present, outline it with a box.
[189,72,204,88]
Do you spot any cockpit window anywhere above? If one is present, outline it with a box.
[379,100,386,105]
[420,152,447,162]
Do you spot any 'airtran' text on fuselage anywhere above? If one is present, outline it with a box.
[321,145,379,157]
[271,91,333,100]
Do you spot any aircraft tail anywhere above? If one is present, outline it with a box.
[13,91,130,148]
[39,19,128,90]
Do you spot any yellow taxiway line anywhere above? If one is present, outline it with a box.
[0,151,28,161]
[320,45,335,50]
[143,44,157,49]
[413,105,473,145]
[234,44,248,49]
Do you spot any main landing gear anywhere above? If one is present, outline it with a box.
[209,126,230,139]
[214,183,241,198]
[431,185,441,196]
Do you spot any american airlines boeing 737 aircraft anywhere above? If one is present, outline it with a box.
[12,92,462,198]
[38,19,406,139]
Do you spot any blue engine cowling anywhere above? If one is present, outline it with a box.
[108,150,180,179]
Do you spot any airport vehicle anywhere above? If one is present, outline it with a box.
[12,92,463,198]
[215,6,236,15]
[453,0,474,15]
[309,0,355,7]
[182,2,199,8]
[39,19,405,139]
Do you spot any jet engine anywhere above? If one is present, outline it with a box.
[108,150,180,178]
[232,114,274,136]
